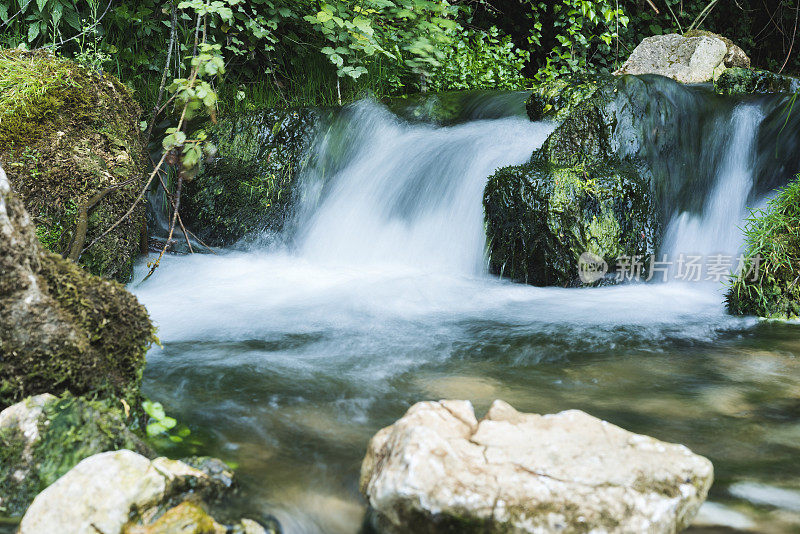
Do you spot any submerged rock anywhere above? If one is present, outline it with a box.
[18,449,261,534]
[0,394,150,517]
[615,33,727,83]
[0,49,148,281]
[181,108,324,246]
[360,400,713,534]
[0,163,154,408]
[385,90,529,125]
[715,67,800,95]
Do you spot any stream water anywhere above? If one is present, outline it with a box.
[133,91,800,533]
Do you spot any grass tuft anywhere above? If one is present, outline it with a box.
[727,174,800,318]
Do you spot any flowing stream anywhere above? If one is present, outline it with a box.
[134,92,800,533]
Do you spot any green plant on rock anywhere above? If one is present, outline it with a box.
[727,174,800,319]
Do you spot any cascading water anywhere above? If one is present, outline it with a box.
[133,88,800,534]
[663,104,764,266]
[297,102,553,273]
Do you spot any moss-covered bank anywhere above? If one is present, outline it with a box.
[727,175,800,319]
[181,108,323,246]
[0,49,147,281]
[0,163,154,410]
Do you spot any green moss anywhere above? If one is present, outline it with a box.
[0,48,147,282]
[484,74,659,287]
[715,67,800,95]
[181,108,322,245]
[484,158,656,286]
[124,501,220,534]
[0,250,154,409]
[0,394,150,518]
[726,174,800,319]
[525,76,609,122]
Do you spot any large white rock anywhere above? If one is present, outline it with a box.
[19,450,218,534]
[615,33,727,83]
[360,400,713,533]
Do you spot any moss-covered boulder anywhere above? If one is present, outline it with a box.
[181,109,323,246]
[715,67,800,95]
[0,49,147,281]
[485,75,661,286]
[726,175,800,319]
[0,394,151,517]
[485,159,655,286]
[0,164,153,409]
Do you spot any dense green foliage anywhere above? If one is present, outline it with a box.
[0,0,623,110]
[2,1,798,113]
[727,175,800,319]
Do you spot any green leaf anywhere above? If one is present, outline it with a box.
[27,22,40,42]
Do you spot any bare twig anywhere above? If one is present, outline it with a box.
[142,173,183,282]
[155,170,193,253]
[66,174,138,261]
[778,0,800,73]
[145,2,178,146]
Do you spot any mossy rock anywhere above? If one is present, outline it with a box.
[485,74,668,286]
[0,49,147,282]
[726,175,800,319]
[181,108,323,246]
[484,158,656,286]
[0,164,154,410]
[525,76,611,122]
[715,67,800,95]
[385,91,473,125]
[0,394,151,518]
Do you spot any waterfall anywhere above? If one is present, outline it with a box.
[662,104,764,269]
[293,101,554,274]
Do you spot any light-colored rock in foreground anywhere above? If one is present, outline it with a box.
[18,450,266,534]
[615,33,727,83]
[360,400,713,533]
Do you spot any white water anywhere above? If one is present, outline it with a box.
[298,103,554,274]
[663,105,764,265]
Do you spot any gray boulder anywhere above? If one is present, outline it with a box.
[615,33,727,83]
[361,400,713,533]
